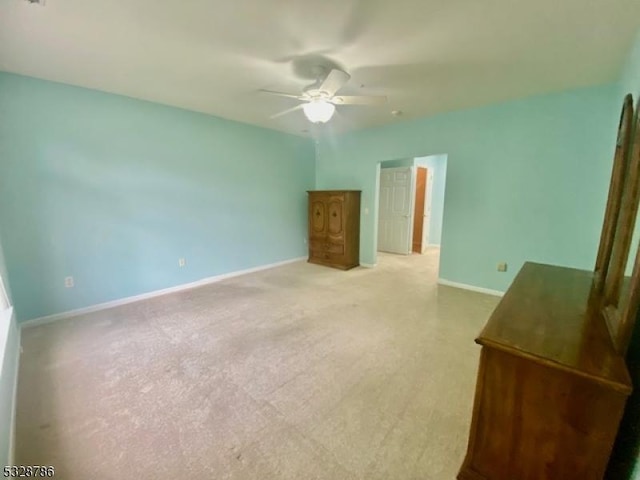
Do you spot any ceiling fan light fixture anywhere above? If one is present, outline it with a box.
[303,99,335,123]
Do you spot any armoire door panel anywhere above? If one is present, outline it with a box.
[328,199,344,235]
[311,200,327,237]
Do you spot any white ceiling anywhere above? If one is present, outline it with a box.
[1,0,639,137]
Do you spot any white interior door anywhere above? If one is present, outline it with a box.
[378,167,414,254]
[421,169,434,251]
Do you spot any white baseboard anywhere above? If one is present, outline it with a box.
[22,257,306,328]
[360,263,377,268]
[426,243,440,248]
[438,278,504,297]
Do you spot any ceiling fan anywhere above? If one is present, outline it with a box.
[261,68,387,124]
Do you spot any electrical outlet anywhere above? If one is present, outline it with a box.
[497,262,507,272]
[64,276,74,288]
[178,258,186,267]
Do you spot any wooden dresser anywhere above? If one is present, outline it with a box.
[459,94,640,480]
[457,263,631,479]
[307,190,360,270]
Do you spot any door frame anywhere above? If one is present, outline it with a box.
[408,166,417,253]
[421,168,434,252]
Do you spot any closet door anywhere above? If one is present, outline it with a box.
[378,167,414,255]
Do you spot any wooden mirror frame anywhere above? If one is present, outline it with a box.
[598,95,640,354]
[592,95,634,301]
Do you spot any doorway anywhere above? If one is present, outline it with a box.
[376,154,448,263]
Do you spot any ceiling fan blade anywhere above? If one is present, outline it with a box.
[270,104,304,119]
[332,95,387,106]
[318,69,351,96]
[260,89,305,100]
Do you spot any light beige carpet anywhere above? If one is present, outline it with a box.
[16,249,500,479]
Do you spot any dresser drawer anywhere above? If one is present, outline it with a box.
[310,240,344,255]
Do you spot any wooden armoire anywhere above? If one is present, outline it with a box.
[458,94,640,480]
[307,190,360,270]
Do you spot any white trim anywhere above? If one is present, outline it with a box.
[0,276,9,311]
[22,257,306,328]
[0,308,13,369]
[426,243,441,248]
[8,330,20,465]
[438,278,504,297]
[420,166,433,248]
[408,166,417,254]
[360,263,377,268]
[0,307,19,465]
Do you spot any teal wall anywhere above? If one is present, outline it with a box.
[0,73,315,321]
[620,30,640,102]
[415,155,447,246]
[317,84,620,292]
